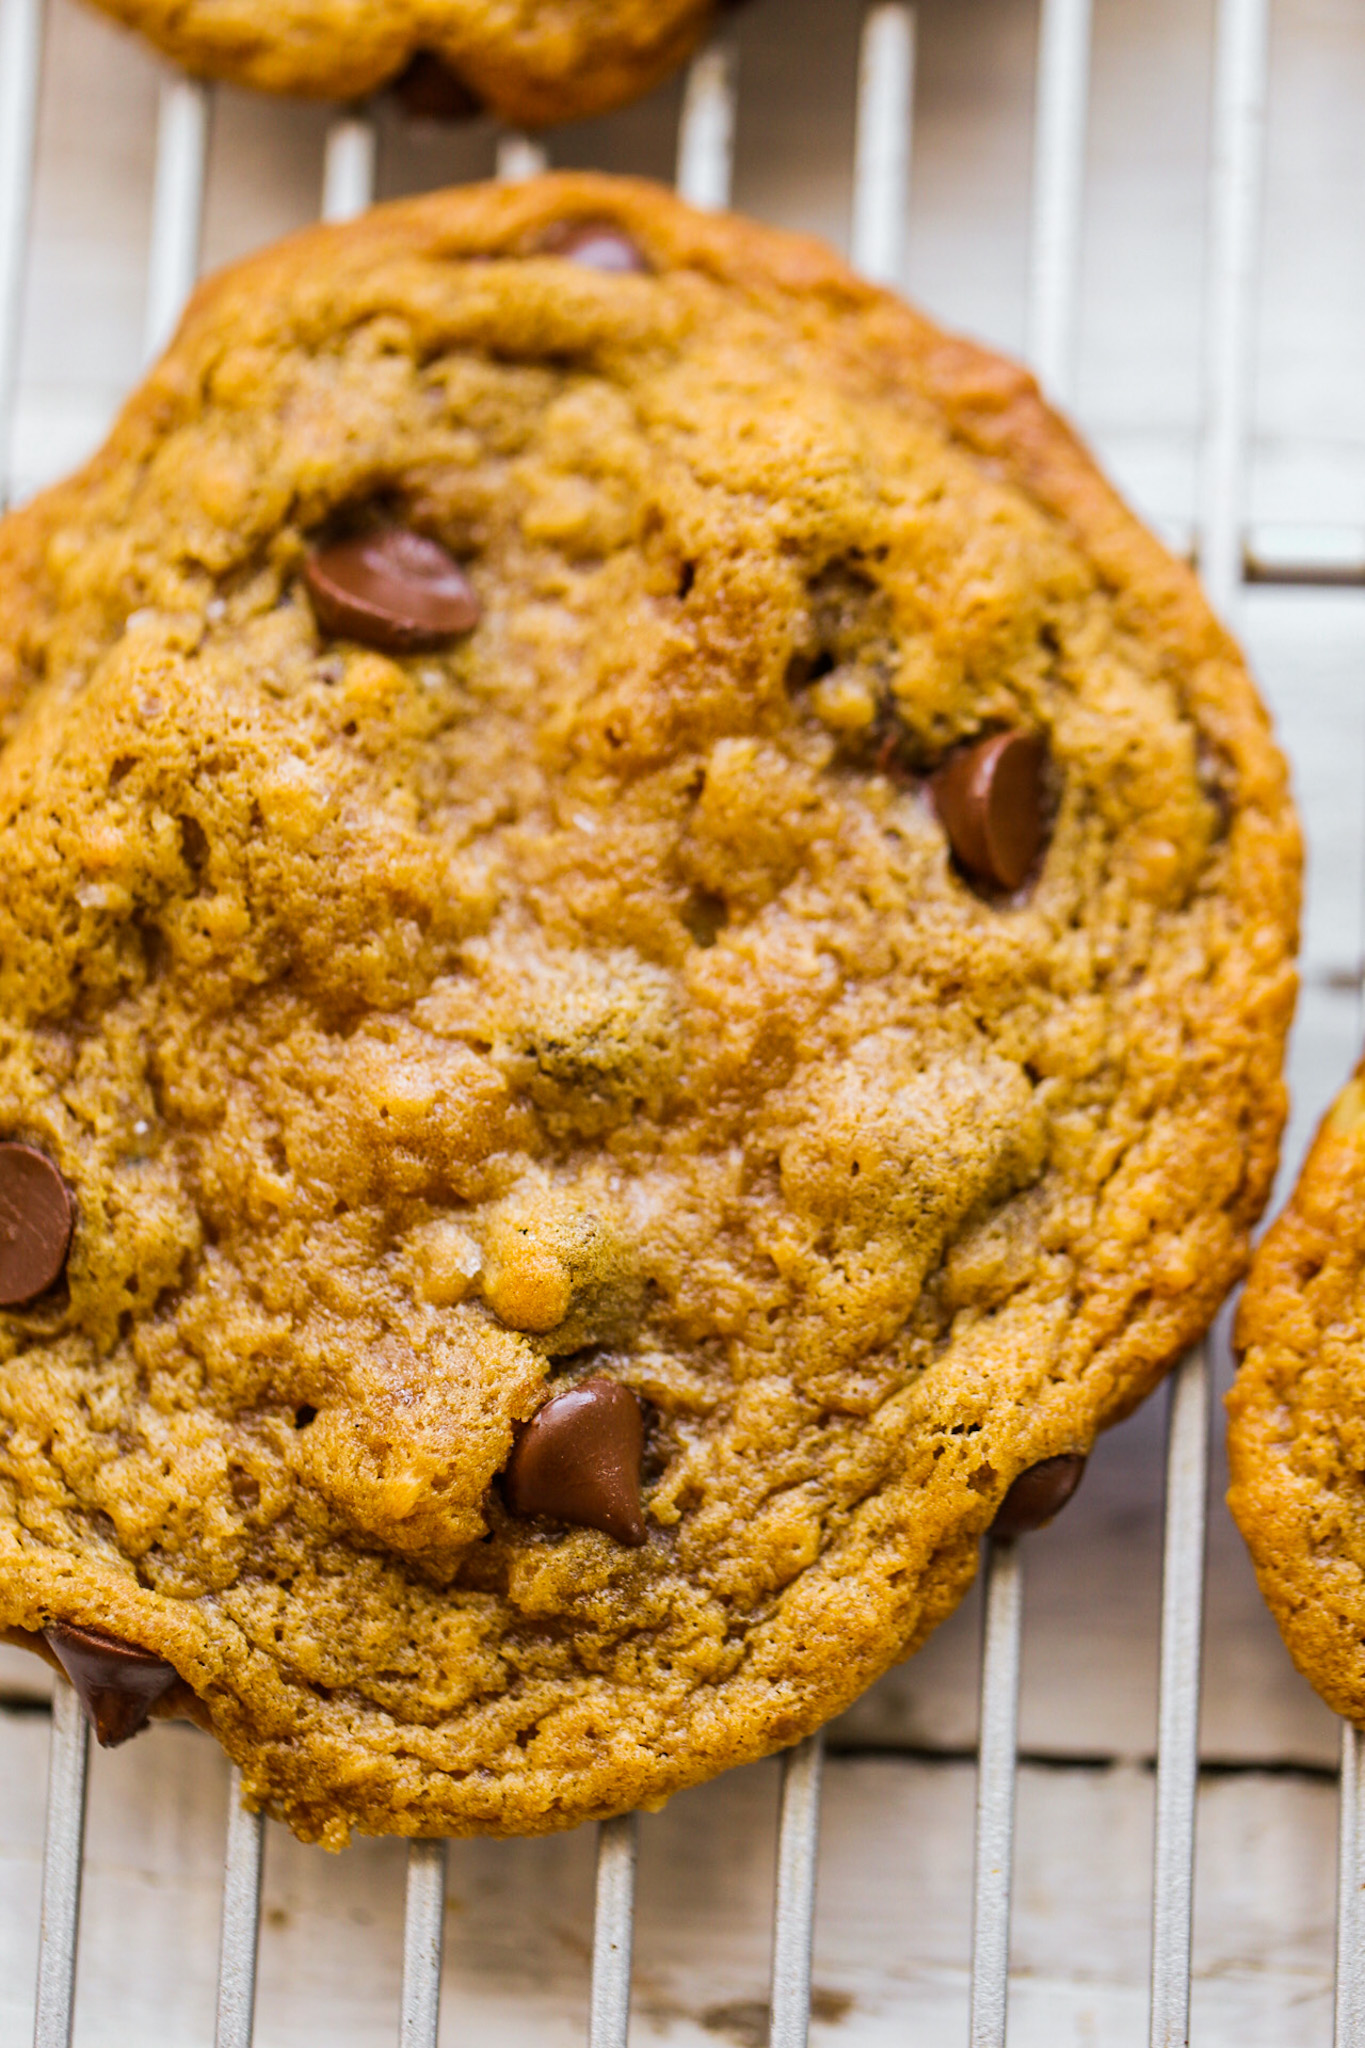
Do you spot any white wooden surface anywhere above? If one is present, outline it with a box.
[2,0,1364,2039]
[0,1719,1346,2046]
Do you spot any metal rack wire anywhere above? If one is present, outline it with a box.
[0,0,1358,2041]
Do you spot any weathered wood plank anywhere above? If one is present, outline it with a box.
[0,1720,1341,2046]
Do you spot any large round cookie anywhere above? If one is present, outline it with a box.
[81,0,724,124]
[1229,1071,1365,1721]
[0,174,1299,1843]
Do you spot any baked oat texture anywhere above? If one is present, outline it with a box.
[1230,1071,1365,1722]
[79,0,718,124]
[0,174,1300,1843]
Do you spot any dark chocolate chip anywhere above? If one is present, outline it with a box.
[392,51,482,121]
[505,1377,646,1546]
[43,1621,179,1747]
[304,530,480,653]
[991,1453,1086,1538]
[932,730,1048,891]
[540,221,651,275]
[0,1143,75,1308]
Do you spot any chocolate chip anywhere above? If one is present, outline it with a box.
[540,221,651,275]
[991,1453,1086,1538]
[392,51,482,121]
[43,1621,179,1747]
[932,730,1048,891]
[505,1377,646,1546]
[0,1143,75,1308]
[304,530,480,653]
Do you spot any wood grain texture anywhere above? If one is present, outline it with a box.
[0,1717,1342,2045]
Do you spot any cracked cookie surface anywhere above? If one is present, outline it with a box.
[0,174,1299,1842]
[1230,1071,1365,1722]
[80,0,720,124]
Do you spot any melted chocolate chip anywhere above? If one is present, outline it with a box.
[43,1621,179,1747]
[505,1377,646,1546]
[0,1144,75,1308]
[540,221,651,275]
[991,1453,1086,1538]
[932,730,1048,892]
[304,530,480,653]
[392,51,482,121]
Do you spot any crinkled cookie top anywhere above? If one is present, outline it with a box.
[81,0,719,123]
[0,174,1299,1842]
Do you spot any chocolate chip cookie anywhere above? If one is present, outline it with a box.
[0,174,1300,1842]
[1229,1069,1365,1722]
[81,0,725,126]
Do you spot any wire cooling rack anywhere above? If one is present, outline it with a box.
[1,0,1363,2043]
